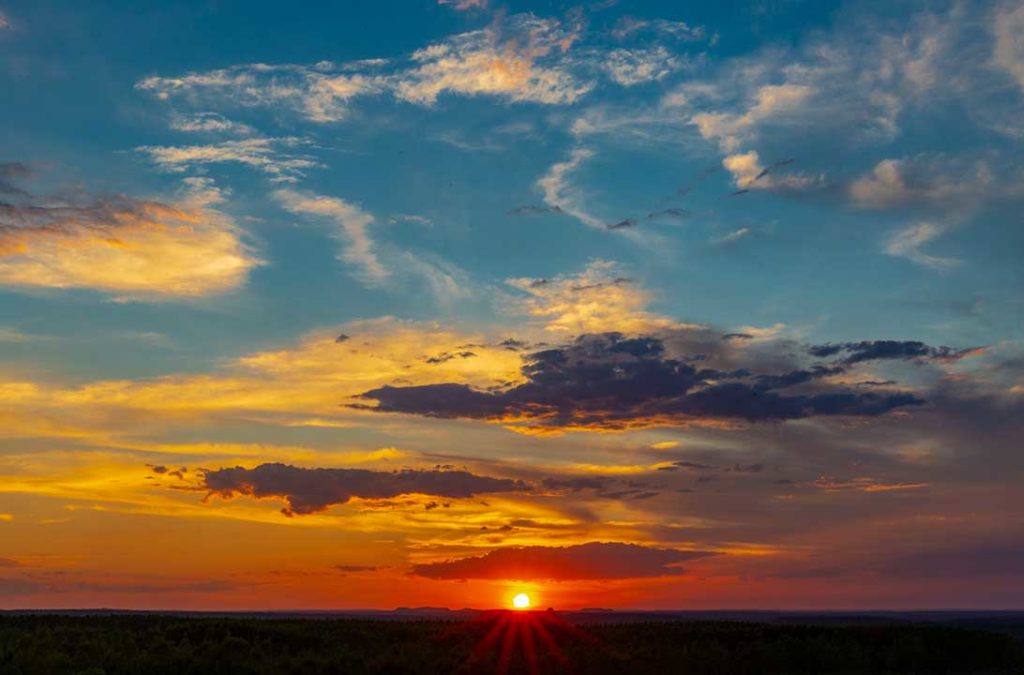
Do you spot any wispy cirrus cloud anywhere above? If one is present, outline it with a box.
[437,0,488,12]
[535,148,604,229]
[602,46,686,87]
[138,14,592,124]
[273,189,387,285]
[137,64,388,123]
[993,1,1024,92]
[170,112,255,136]
[883,222,960,270]
[610,16,708,42]
[136,137,319,182]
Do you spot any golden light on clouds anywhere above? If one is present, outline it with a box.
[0,200,260,299]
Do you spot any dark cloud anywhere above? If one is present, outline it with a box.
[335,564,380,573]
[606,218,636,230]
[425,350,477,365]
[202,463,529,516]
[542,476,611,491]
[808,340,979,365]
[0,162,31,196]
[753,365,845,390]
[645,208,691,222]
[509,205,563,216]
[668,461,716,471]
[356,332,925,431]
[409,542,716,580]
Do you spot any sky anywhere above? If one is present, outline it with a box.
[1,0,1022,611]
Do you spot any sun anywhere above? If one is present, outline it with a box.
[512,592,531,609]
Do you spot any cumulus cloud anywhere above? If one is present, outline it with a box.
[410,541,715,580]
[136,137,319,182]
[202,462,528,515]
[883,223,960,269]
[273,189,387,285]
[849,157,998,210]
[0,172,261,300]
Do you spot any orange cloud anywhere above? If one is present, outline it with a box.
[395,17,590,105]
[0,194,260,300]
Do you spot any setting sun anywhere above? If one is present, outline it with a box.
[512,593,531,609]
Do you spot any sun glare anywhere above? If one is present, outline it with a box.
[512,592,531,609]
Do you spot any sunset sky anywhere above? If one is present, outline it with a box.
[2,0,1023,611]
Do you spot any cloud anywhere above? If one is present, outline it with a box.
[0,176,261,300]
[536,148,604,229]
[0,327,37,342]
[688,84,815,153]
[509,205,564,216]
[336,564,381,573]
[394,15,591,105]
[438,0,487,10]
[136,137,319,182]
[883,223,960,269]
[993,1,1024,91]
[721,151,817,192]
[138,15,591,123]
[849,157,1000,211]
[170,112,255,135]
[138,65,387,123]
[611,17,707,42]
[505,260,681,333]
[0,318,527,443]
[273,189,387,285]
[604,47,685,86]
[410,541,715,580]
[0,12,9,29]
[202,462,528,516]
[356,331,926,432]
[711,227,751,245]
[0,162,31,195]
[808,340,977,365]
